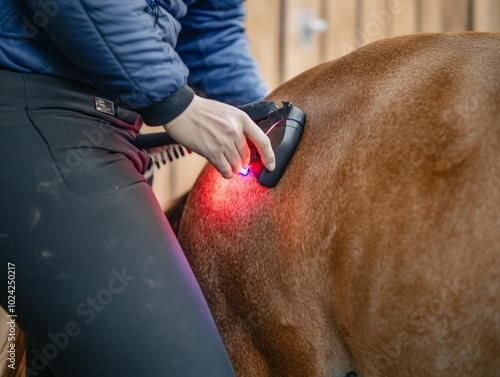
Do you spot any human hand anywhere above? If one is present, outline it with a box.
[163,95,276,179]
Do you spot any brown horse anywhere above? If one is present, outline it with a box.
[178,32,500,377]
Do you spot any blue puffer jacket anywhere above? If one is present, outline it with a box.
[0,0,268,125]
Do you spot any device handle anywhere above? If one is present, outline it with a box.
[133,101,279,150]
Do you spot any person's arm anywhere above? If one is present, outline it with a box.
[24,0,192,126]
[25,0,274,177]
[176,0,269,105]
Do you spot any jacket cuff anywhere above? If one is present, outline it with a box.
[137,86,195,126]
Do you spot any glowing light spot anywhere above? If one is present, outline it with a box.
[196,166,270,224]
[240,167,250,176]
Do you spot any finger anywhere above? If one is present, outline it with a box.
[243,120,276,171]
[236,136,251,169]
[207,153,234,179]
[225,145,243,175]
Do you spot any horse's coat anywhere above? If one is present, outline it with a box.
[178,32,500,377]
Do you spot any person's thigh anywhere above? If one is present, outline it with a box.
[0,78,235,377]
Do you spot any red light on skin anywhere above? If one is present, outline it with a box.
[192,165,271,226]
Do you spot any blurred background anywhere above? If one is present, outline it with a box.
[148,0,500,210]
[246,0,500,88]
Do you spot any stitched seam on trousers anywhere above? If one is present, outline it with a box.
[21,74,149,199]
[21,73,74,192]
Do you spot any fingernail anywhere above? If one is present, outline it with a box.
[268,162,276,171]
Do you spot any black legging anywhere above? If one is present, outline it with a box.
[0,69,235,377]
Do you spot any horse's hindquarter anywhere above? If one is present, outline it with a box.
[178,33,500,377]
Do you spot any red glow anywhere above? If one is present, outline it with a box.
[265,120,283,136]
[192,165,272,226]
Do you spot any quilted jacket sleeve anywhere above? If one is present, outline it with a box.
[24,0,193,126]
[176,0,269,106]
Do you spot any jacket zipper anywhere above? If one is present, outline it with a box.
[152,1,159,26]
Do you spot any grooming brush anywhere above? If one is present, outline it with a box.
[133,132,191,170]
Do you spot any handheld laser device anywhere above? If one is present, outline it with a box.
[133,101,306,188]
[243,101,306,188]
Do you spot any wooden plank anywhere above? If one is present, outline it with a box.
[441,0,469,30]
[357,0,389,46]
[323,0,359,60]
[244,0,282,90]
[419,0,443,32]
[473,0,500,31]
[282,0,325,82]
[388,0,418,37]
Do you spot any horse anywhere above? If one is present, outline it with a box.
[177,32,500,377]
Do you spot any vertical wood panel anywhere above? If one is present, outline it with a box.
[420,0,443,32]
[245,0,500,88]
[282,0,324,81]
[323,0,358,60]
[244,0,282,90]
[441,0,469,30]
[474,0,500,31]
[358,0,389,46]
[388,0,418,37]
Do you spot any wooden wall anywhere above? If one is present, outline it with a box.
[245,0,500,89]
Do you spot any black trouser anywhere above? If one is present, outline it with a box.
[0,70,235,377]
